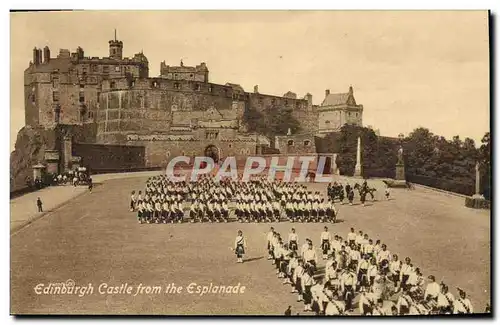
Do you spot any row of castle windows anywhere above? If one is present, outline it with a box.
[53,107,94,123]
[109,80,233,97]
[323,112,359,124]
[287,140,311,146]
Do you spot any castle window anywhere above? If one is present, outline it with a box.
[228,143,232,148]
[90,64,98,72]
[325,120,331,124]
[190,74,194,78]
[174,83,180,89]
[208,85,213,93]
[110,81,116,89]
[79,92,85,103]
[287,140,294,146]
[174,73,178,79]
[355,112,358,117]
[54,106,60,123]
[152,81,158,88]
[82,67,87,75]
[103,66,109,74]
[194,84,201,91]
[304,140,311,146]
[271,98,275,105]
[115,66,120,72]
[52,91,59,102]
[285,100,288,106]
[80,84,85,91]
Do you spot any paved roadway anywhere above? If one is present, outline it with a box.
[10,176,490,315]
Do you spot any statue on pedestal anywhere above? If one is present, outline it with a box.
[397,146,404,165]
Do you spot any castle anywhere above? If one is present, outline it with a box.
[22,33,364,175]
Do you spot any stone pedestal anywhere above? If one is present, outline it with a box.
[354,137,362,177]
[395,163,405,180]
[32,164,46,181]
[354,163,362,177]
[331,153,338,174]
[44,150,60,175]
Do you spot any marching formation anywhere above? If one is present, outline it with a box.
[263,226,474,316]
[130,175,339,223]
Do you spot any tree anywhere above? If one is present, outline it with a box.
[242,106,301,138]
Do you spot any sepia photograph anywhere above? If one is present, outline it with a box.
[9,10,491,316]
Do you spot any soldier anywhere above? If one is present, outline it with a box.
[390,254,402,291]
[234,230,247,263]
[311,278,329,315]
[453,288,473,314]
[347,228,356,247]
[357,254,370,291]
[359,289,377,315]
[130,191,136,212]
[288,228,299,252]
[340,265,357,311]
[303,241,318,274]
[266,227,275,260]
[137,201,144,224]
[396,287,413,315]
[424,275,440,306]
[436,283,455,314]
[293,259,305,301]
[320,226,332,259]
[301,265,315,312]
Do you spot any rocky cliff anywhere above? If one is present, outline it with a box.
[10,126,55,192]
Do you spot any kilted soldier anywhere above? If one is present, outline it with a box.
[340,265,357,311]
[130,191,136,211]
[154,200,162,223]
[327,183,333,201]
[234,230,247,263]
[235,201,242,222]
[357,254,370,291]
[360,187,367,207]
[197,201,206,223]
[301,265,315,312]
[293,259,305,301]
[146,200,154,223]
[137,190,143,206]
[337,183,345,204]
[320,226,332,259]
[349,244,361,273]
[299,201,307,222]
[265,201,273,222]
[436,283,455,314]
[137,201,144,224]
[284,252,298,285]
[221,201,229,222]
[266,227,275,260]
[454,288,473,314]
[390,254,402,291]
[303,241,318,274]
[328,201,337,223]
[273,201,281,221]
[189,201,198,223]
[206,200,215,222]
[400,257,413,291]
[285,202,293,221]
[169,200,177,223]
[347,187,355,205]
[291,201,298,222]
[359,290,377,315]
[288,228,299,252]
[318,199,325,222]
[244,202,252,222]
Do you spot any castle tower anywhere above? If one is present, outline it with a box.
[108,29,123,60]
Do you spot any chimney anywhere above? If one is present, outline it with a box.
[43,46,50,63]
[37,49,43,65]
[254,85,259,93]
[325,89,330,97]
[33,47,38,65]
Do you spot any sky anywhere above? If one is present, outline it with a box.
[9,10,490,150]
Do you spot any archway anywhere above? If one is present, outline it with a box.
[204,145,220,163]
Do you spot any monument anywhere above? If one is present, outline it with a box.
[354,136,362,177]
[465,162,489,209]
[395,145,405,180]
